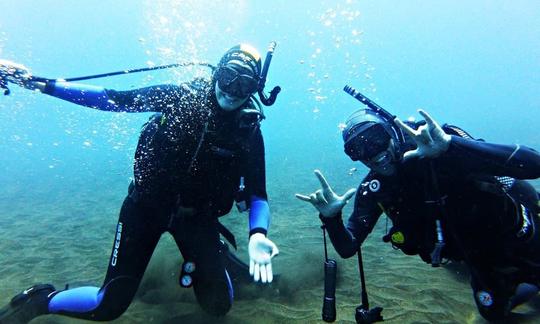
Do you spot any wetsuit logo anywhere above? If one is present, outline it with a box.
[369,179,380,192]
[111,222,123,267]
[360,179,381,196]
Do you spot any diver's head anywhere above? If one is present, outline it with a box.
[342,109,400,176]
[214,44,262,111]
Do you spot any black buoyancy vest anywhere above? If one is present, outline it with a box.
[133,94,257,214]
[384,124,538,264]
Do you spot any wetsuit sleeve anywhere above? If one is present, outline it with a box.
[445,136,540,179]
[246,129,270,236]
[249,196,270,236]
[42,81,186,113]
[321,182,383,258]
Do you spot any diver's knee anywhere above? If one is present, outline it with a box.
[477,306,508,322]
[89,307,126,321]
[193,278,233,316]
[88,276,139,320]
[198,296,232,317]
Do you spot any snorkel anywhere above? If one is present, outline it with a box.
[343,85,405,146]
[257,42,281,106]
[237,41,281,130]
[218,41,281,129]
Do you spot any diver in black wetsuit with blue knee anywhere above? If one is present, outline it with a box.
[0,43,280,323]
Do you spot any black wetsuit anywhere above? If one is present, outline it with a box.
[40,79,269,319]
[322,126,540,320]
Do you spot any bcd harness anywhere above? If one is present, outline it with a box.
[133,89,263,250]
[380,124,536,266]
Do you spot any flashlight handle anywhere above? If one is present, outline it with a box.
[322,259,337,322]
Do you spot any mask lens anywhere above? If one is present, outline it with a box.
[216,66,258,98]
[238,76,258,94]
[216,67,237,85]
[345,124,391,161]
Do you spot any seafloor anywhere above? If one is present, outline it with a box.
[1,163,539,324]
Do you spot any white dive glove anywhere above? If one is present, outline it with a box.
[394,109,451,161]
[248,233,279,283]
[295,169,356,218]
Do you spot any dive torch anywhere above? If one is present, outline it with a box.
[321,225,337,322]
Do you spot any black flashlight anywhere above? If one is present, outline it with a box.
[322,259,337,322]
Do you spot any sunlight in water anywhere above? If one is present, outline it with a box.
[142,0,249,82]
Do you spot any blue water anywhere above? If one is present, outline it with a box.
[0,1,539,323]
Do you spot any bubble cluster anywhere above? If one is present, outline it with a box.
[141,0,249,84]
[298,1,377,115]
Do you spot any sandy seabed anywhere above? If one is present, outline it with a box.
[1,167,540,324]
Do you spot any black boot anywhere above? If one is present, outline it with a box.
[0,284,56,324]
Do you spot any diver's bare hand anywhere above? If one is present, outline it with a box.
[295,169,356,218]
[394,109,451,161]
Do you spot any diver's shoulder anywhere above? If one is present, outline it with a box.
[181,77,213,93]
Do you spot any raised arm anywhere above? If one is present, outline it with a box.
[395,109,540,180]
[445,136,540,180]
[43,82,187,113]
[1,59,186,113]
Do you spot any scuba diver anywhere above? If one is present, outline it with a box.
[296,87,540,321]
[0,43,280,323]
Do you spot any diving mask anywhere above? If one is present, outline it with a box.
[215,65,259,99]
[345,123,392,162]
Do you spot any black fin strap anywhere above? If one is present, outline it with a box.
[217,221,237,250]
